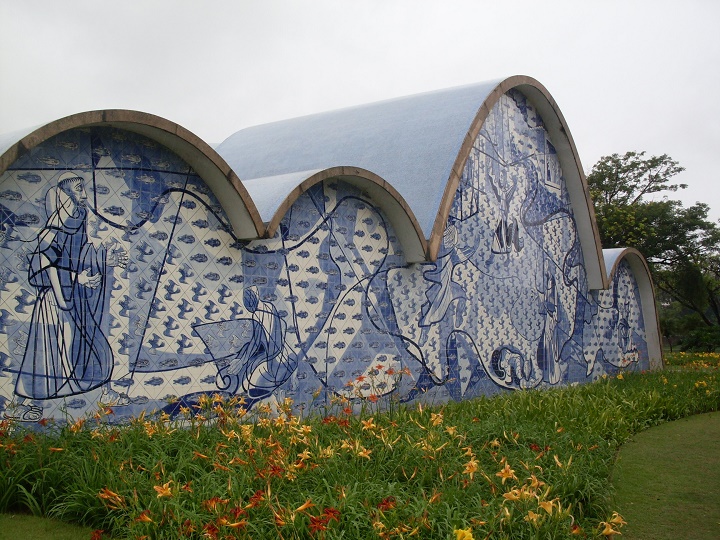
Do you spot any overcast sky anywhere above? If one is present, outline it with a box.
[2,0,718,219]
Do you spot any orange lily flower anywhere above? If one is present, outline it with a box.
[295,499,315,513]
[134,510,153,523]
[153,481,173,498]
[97,487,125,509]
[202,496,229,512]
[224,519,248,529]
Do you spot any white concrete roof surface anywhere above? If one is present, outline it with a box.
[215,80,502,239]
[0,77,607,279]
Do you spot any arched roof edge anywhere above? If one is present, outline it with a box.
[430,75,608,289]
[603,247,663,369]
[264,166,429,263]
[0,110,265,239]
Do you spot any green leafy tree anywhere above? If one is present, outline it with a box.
[587,151,720,350]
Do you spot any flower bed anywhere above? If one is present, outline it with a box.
[1,367,718,539]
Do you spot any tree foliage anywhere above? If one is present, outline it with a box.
[587,151,720,350]
[588,151,686,207]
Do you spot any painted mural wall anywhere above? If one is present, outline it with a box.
[0,90,652,423]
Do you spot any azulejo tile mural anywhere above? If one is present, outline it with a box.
[0,88,655,423]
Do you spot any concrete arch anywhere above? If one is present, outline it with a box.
[603,247,663,368]
[0,110,264,239]
[434,76,607,289]
[243,166,428,263]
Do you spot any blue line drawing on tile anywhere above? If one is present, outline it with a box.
[7,172,128,420]
[0,90,655,422]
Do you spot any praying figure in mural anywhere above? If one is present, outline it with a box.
[419,217,476,330]
[7,172,127,421]
[490,170,523,255]
[224,287,296,405]
[615,297,638,364]
[538,270,562,384]
[413,216,478,394]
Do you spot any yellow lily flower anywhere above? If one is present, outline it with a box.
[538,499,555,514]
[524,510,541,524]
[454,527,474,540]
[528,473,545,490]
[496,462,517,484]
[599,522,621,536]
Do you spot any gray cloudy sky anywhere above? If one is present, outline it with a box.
[2,0,718,219]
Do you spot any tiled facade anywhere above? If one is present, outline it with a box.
[0,89,656,423]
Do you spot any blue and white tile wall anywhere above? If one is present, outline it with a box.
[583,259,648,375]
[387,90,648,403]
[0,90,651,423]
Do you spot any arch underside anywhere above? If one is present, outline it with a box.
[242,167,428,263]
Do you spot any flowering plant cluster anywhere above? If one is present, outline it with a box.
[664,351,720,370]
[1,367,718,539]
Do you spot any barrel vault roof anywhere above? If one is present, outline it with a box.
[1,76,608,285]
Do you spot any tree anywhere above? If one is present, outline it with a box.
[587,151,720,350]
[588,151,686,207]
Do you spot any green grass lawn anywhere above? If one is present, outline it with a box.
[0,513,93,540]
[612,411,720,540]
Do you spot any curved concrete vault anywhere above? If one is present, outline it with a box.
[0,77,606,281]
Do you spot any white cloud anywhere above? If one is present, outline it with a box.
[1,0,718,218]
